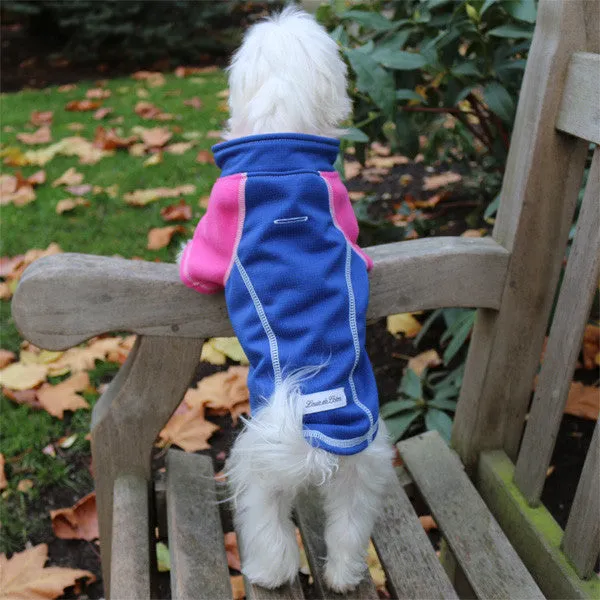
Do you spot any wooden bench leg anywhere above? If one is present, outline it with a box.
[90,335,204,597]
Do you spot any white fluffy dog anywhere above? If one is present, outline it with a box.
[181,7,395,592]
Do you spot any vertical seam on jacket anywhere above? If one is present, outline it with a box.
[234,257,282,386]
[224,173,247,285]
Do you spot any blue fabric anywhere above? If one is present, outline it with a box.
[215,134,378,455]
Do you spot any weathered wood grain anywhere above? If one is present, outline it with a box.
[479,450,600,599]
[90,335,204,596]
[12,237,509,350]
[515,148,600,505]
[556,53,600,144]
[399,432,544,600]
[166,450,232,600]
[562,418,600,579]
[371,474,458,599]
[295,489,379,600]
[453,0,593,470]
[111,474,151,600]
[244,577,305,600]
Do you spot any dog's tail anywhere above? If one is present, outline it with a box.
[226,368,339,504]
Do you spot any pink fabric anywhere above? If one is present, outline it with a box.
[320,171,374,271]
[180,173,246,294]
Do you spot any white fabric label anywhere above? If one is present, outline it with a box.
[302,387,347,415]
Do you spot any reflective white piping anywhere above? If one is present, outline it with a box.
[234,256,282,386]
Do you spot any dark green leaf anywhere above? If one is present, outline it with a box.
[502,0,537,23]
[345,48,396,117]
[414,308,442,347]
[380,399,418,418]
[443,311,476,364]
[386,410,421,443]
[396,89,424,102]
[425,408,454,441]
[428,398,458,412]
[341,127,370,143]
[481,0,498,15]
[483,81,516,123]
[399,368,422,399]
[341,10,395,31]
[370,48,428,70]
[488,24,533,39]
[484,194,500,220]
[452,61,482,77]
[394,113,421,158]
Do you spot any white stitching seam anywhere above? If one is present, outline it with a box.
[234,256,282,387]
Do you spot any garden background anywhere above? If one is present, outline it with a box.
[0,1,598,598]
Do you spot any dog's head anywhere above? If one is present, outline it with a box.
[226,7,351,139]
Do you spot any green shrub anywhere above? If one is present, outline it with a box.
[3,1,278,63]
[320,0,536,169]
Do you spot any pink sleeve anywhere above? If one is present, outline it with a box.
[320,171,374,271]
[179,173,246,294]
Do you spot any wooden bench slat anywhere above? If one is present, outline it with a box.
[372,473,458,599]
[556,53,600,144]
[479,450,600,599]
[13,237,509,350]
[562,418,600,578]
[399,432,545,600]
[295,489,379,599]
[111,474,151,600]
[244,576,305,600]
[166,450,232,600]
[515,148,600,505]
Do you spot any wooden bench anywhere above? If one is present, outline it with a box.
[12,1,599,598]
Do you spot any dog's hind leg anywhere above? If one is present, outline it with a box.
[322,422,395,593]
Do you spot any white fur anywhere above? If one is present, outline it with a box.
[225,6,352,139]
[193,7,395,591]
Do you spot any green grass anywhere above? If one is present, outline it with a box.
[0,70,227,553]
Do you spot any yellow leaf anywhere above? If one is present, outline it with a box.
[387,313,422,338]
[143,152,163,167]
[37,372,91,419]
[56,197,90,214]
[158,405,220,452]
[367,540,386,590]
[208,337,249,365]
[200,343,227,365]
[0,362,47,390]
[52,167,84,187]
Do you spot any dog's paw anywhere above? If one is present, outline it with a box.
[242,532,300,589]
[324,557,366,593]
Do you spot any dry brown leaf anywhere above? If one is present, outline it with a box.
[143,153,162,167]
[224,532,241,571]
[17,479,33,493]
[582,325,600,370]
[422,171,462,191]
[408,350,442,377]
[158,405,219,452]
[65,99,102,112]
[565,383,599,421]
[165,142,194,155]
[175,65,217,77]
[86,88,111,99]
[131,70,166,87]
[160,200,192,222]
[348,191,365,202]
[47,337,124,375]
[93,107,113,120]
[366,155,409,169]
[147,225,186,250]
[65,184,92,196]
[56,197,90,215]
[185,367,250,417]
[344,161,362,180]
[66,122,85,131]
[24,136,111,166]
[387,313,422,339]
[413,193,444,209]
[58,83,77,92]
[206,130,224,140]
[0,362,47,390]
[230,575,245,600]
[37,372,91,419]
[30,111,53,126]
[183,97,203,110]
[134,101,172,120]
[3,387,42,410]
[0,350,16,369]
[196,149,215,164]
[419,515,438,532]
[371,141,391,156]
[50,492,99,541]
[27,170,46,185]
[16,126,51,145]
[0,543,95,600]
[93,126,138,151]
[139,127,172,147]
[461,229,485,237]
[124,184,195,206]
[0,454,7,491]
[52,167,84,187]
